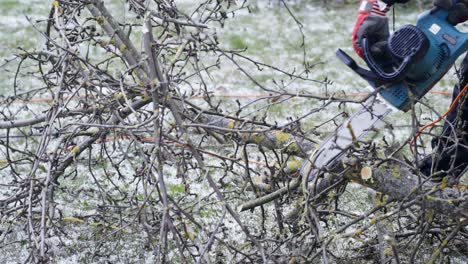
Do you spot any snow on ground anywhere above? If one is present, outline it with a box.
[0,1,465,262]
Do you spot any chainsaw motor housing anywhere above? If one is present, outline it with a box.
[337,7,468,112]
[362,24,430,82]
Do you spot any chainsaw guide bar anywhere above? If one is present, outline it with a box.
[300,96,393,181]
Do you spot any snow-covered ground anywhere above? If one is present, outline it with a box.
[0,1,466,263]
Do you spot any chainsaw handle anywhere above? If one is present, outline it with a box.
[335,49,380,82]
[361,37,412,83]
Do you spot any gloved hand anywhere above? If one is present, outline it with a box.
[352,0,410,58]
[434,0,468,25]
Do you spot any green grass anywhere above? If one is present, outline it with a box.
[168,183,186,195]
[229,35,248,50]
[0,0,19,9]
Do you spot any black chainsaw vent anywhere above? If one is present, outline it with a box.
[434,44,449,70]
[389,25,429,61]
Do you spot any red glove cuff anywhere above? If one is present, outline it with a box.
[359,0,391,17]
[353,0,391,57]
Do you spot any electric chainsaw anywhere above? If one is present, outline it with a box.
[300,7,468,182]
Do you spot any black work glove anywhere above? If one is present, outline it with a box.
[434,0,468,25]
[353,0,411,58]
[355,16,390,58]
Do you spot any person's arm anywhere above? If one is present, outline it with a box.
[352,0,410,58]
[421,1,468,180]
[421,54,468,181]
